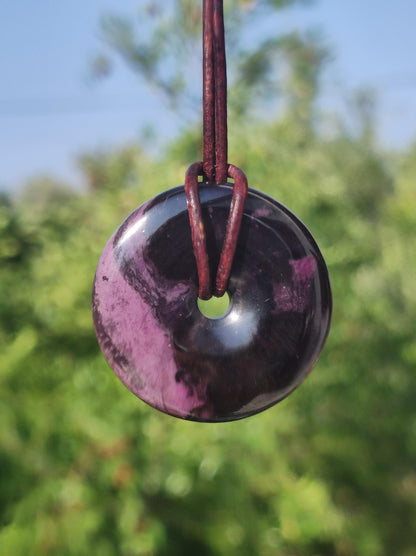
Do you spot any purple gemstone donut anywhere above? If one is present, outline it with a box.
[92,185,331,422]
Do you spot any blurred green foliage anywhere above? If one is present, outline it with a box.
[1,2,416,555]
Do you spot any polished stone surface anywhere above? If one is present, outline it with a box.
[92,185,332,422]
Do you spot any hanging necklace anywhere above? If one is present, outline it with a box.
[92,0,332,422]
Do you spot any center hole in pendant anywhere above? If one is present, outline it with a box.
[198,292,231,319]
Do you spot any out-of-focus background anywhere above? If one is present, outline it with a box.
[1,1,416,554]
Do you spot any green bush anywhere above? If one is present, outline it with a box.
[1,115,416,555]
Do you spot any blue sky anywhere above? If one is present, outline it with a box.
[1,0,416,192]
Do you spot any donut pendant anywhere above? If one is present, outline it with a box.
[92,2,331,421]
[92,184,331,422]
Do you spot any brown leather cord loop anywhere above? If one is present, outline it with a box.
[185,0,247,300]
[185,163,248,300]
[185,162,211,300]
[215,164,248,297]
